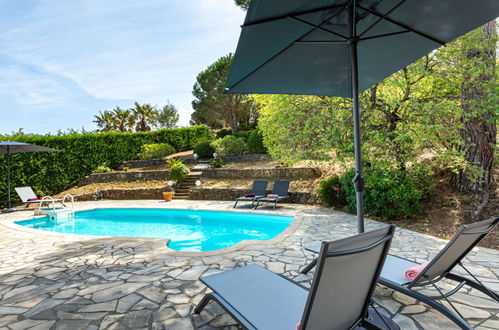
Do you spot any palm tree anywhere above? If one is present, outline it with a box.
[93,110,116,132]
[132,102,158,132]
[112,107,135,132]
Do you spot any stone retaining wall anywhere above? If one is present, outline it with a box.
[121,159,195,169]
[74,187,320,205]
[200,167,321,180]
[189,188,320,205]
[79,170,170,185]
[75,187,167,201]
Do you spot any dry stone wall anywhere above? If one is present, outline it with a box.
[79,170,170,185]
[189,188,320,205]
[200,168,321,180]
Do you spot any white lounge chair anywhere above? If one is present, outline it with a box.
[15,187,65,208]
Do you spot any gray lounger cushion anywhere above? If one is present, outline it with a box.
[201,264,307,330]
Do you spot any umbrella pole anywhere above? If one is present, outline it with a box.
[7,150,11,209]
[350,1,365,233]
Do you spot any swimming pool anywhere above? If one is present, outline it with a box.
[15,208,294,252]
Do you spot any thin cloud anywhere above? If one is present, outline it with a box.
[0,0,245,133]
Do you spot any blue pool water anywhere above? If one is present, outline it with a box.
[16,208,293,252]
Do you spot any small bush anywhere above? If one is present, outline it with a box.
[93,164,112,173]
[166,158,189,183]
[215,128,232,139]
[247,130,267,154]
[318,176,346,207]
[234,130,251,141]
[193,141,216,158]
[138,143,176,160]
[211,135,248,156]
[210,159,226,168]
[340,167,435,220]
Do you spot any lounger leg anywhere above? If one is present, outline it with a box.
[301,258,317,274]
[194,293,214,314]
[233,200,238,208]
[379,279,472,330]
[273,200,277,210]
[253,200,259,209]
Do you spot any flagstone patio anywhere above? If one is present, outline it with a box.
[0,200,497,330]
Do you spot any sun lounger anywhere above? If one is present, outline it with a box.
[233,181,268,208]
[194,225,399,330]
[253,180,290,210]
[302,218,499,329]
[15,187,65,208]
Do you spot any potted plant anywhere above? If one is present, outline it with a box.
[163,181,174,202]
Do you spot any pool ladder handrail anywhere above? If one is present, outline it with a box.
[38,194,75,215]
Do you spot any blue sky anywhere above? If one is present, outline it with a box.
[0,0,245,134]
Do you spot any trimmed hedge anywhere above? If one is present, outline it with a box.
[0,126,211,208]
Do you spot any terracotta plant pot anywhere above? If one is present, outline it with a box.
[163,191,174,202]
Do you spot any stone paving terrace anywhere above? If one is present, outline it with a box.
[0,200,497,330]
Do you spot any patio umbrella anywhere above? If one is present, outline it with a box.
[225,0,499,233]
[0,141,60,209]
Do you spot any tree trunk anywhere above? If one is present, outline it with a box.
[452,21,497,192]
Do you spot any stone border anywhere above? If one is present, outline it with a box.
[1,203,303,257]
[200,167,321,179]
[190,188,320,205]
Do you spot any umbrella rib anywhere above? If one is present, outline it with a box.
[294,40,347,44]
[289,16,348,40]
[359,30,410,41]
[357,5,446,45]
[242,3,349,28]
[358,0,409,38]
[227,8,348,92]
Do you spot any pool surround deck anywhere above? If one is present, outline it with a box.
[0,200,497,329]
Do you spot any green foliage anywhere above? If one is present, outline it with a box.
[193,141,216,158]
[211,135,248,157]
[341,167,435,220]
[234,0,250,10]
[210,159,226,168]
[191,54,258,133]
[247,130,267,154]
[138,143,176,160]
[155,102,179,129]
[93,164,112,173]
[166,158,184,168]
[168,160,189,183]
[0,126,211,209]
[215,129,232,139]
[318,176,346,207]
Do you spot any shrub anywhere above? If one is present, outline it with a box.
[340,166,435,220]
[318,176,346,207]
[215,128,232,139]
[193,141,216,158]
[166,158,184,168]
[169,165,189,183]
[138,143,175,160]
[93,164,112,173]
[247,130,267,154]
[210,159,226,168]
[0,125,211,208]
[211,135,248,156]
[234,130,252,141]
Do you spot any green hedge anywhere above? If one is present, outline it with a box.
[0,126,211,208]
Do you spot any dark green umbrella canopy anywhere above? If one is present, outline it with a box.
[226,0,499,97]
[0,141,60,209]
[226,0,499,232]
